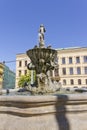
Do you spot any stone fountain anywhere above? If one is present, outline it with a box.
[0,25,87,130]
[26,24,60,94]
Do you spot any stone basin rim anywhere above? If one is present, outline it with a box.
[0,93,87,102]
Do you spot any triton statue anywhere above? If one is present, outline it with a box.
[38,24,46,47]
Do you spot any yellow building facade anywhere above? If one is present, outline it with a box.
[0,63,4,88]
[16,47,87,88]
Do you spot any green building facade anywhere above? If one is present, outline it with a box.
[3,65,15,89]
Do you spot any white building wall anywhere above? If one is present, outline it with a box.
[16,47,87,88]
[57,47,87,88]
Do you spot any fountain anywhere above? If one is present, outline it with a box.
[0,25,87,130]
[26,24,60,94]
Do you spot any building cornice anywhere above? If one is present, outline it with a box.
[57,47,87,53]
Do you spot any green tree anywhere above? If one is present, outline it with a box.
[18,70,31,87]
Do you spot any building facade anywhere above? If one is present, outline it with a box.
[0,63,4,89]
[58,47,87,88]
[16,53,31,87]
[0,62,15,89]
[16,47,87,88]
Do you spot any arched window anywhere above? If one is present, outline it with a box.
[62,68,66,75]
[19,61,22,67]
[25,60,27,66]
[85,79,87,84]
[54,69,59,76]
[62,57,65,64]
[24,70,27,75]
[78,79,81,85]
[19,70,21,77]
[70,79,74,85]
[69,68,73,75]
[63,79,66,85]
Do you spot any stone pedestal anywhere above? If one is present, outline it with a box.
[0,94,87,130]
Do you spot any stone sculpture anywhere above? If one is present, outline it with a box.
[26,24,60,94]
[38,24,46,48]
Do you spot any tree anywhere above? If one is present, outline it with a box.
[18,71,31,87]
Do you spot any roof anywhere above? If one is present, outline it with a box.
[57,46,87,51]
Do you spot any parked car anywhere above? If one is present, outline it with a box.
[66,87,70,91]
[81,86,87,89]
[73,86,78,88]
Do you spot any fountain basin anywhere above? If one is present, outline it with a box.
[0,94,87,130]
[26,47,57,74]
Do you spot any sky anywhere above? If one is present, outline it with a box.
[0,0,87,71]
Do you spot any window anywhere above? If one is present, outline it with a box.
[62,68,66,75]
[78,79,81,85]
[77,67,81,74]
[63,79,66,85]
[54,69,59,76]
[85,79,87,84]
[25,60,27,66]
[69,67,73,75]
[70,79,74,85]
[24,70,27,75]
[69,57,72,64]
[19,61,22,67]
[84,56,87,63]
[76,57,80,63]
[19,70,21,76]
[84,67,87,74]
[62,57,65,64]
